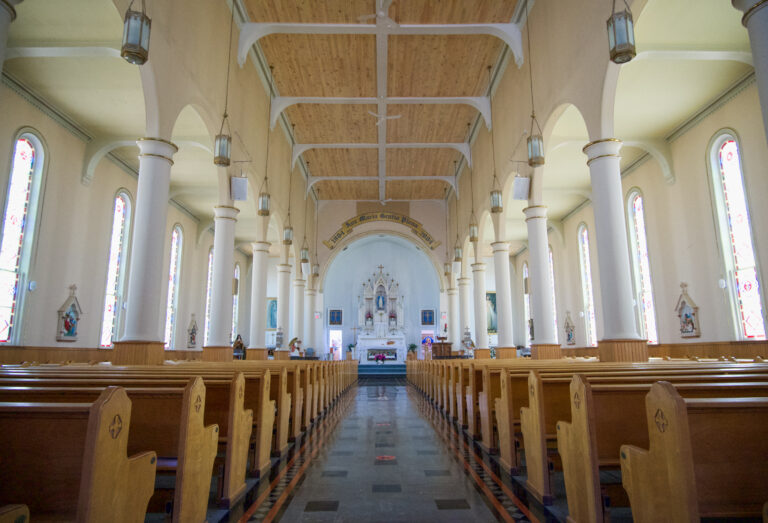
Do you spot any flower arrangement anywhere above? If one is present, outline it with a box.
[366,311,373,320]
[374,353,386,364]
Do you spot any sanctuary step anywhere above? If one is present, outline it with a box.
[357,363,406,377]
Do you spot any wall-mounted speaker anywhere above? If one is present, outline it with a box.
[512,176,530,200]
[230,176,248,201]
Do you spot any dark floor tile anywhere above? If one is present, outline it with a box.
[331,451,353,456]
[337,437,356,441]
[376,430,393,435]
[305,500,339,512]
[413,435,432,440]
[321,470,348,478]
[374,460,397,466]
[425,469,451,477]
[375,443,394,448]
[416,450,438,455]
[435,499,470,510]
[372,484,402,493]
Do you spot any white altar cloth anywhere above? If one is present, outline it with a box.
[357,333,406,364]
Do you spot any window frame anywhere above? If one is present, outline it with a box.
[577,223,598,347]
[163,224,184,349]
[232,263,240,343]
[522,261,531,347]
[203,246,213,346]
[625,188,659,344]
[548,245,558,344]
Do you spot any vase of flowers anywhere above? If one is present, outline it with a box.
[374,353,386,364]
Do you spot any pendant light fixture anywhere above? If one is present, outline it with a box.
[300,184,311,276]
[452,162,463,273]
[312,188,320,278]
[444,200,452,275]
[258,67,274,217]
[607,0,636,64]
[283,143,294,245]
[121,0,151,65]
[214,9,236,166]
[467,136,479,244]
[487,67,503,214]
[525,1,544,167]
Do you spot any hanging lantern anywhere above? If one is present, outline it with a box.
[283,225,293,245]
[444,262,452,276]
[453,246,462,273]
[300,246,310,275]
[469,218,479,243]
[121,0,151,65]
[312,263,320,278]
[214,120,231,166]
[607,0,636,64]
[490,187,503,214]
[527,113,545,167]
[258,180,270,216]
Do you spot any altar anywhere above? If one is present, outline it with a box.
[355,266,408,364]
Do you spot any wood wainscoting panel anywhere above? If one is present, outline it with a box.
[531,344,562,360]
[202,346,234,362]
[112,341,166,365]
[598,339,649,362]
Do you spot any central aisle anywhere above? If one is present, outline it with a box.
[239,378,543,522]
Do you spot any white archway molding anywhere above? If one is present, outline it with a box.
[635,50,753,67]
[318,229,447,293]
[5,46,121,60]
[197,218,214,246]
[292,142,472,168]
[81,137,212,186]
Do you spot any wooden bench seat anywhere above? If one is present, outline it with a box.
[0,387,156,522]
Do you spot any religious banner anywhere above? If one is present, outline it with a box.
[322,212,441,250]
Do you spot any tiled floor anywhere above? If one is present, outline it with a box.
[236,380,556,523]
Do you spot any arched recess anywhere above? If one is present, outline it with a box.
[318,230,447,294]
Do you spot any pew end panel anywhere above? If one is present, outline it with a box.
[222,372,253,506]
[520,370,553,506]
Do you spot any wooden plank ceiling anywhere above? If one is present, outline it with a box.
[244,0,519,200]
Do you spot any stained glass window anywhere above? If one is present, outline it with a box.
[548,247,558,343]
[0,136,43,343]
[99,192,131,347]
[627,191,658,344]
[712,136,765,340]
[523,263,531,346]
[163,226,183,349]
[203,248,213,346]
[578,225,597,347]
[232,264,240,343]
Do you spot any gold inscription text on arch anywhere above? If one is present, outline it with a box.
[323,212,441,251]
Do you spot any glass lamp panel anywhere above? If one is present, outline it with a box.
[300,247,309,262]
[491,189,503,213]
[527,135,545,166]
[469,223,478,243]
[283,226,293,245]
[258,193,270,216]
[214,134,231,166]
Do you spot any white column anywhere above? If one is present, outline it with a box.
[491,242,515,347]
[447,275,460,346]
[122,138,178,342]
[207,206,239,347]
[458,276,471,339]
[248,241,270,348]
[305,288,316,349]
[0,1,21,70]
[523,207,557,345]
[276,264,291,342]
[471,262,489,349]
[293,278,305,341]
[733,0,768,143]
[583,139,640,340]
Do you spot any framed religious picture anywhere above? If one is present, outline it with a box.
[328,309,343,326]
[265,297,277,330]
[421,309,435,326]
[486,292,497,334]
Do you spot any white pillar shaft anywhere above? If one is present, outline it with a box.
[448,286,460,346]
[248,242,270,348]
[122,138,178,342]
[0,1,20,70]
[207,206,239,347]
[292,279,305,341]
[471,263,489,349]
[523,209,557,345]
[734,0,768,143]
[458,277,471,337]
[584,139,640,340]
[277,264,291,335]
[492,242,515,347]
[305,289,316,349]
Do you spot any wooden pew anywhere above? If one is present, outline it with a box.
[0,387,156,522]
[620,381,768,521]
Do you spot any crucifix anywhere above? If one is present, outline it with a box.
[377,264,384,272]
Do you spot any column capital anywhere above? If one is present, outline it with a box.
[214,205,240,221]
[471,262,486,272]
[457,276,471,286]
[523,205,548,221]
[583,138,623,164]
[447,287,458,295]
[294,278,306,286]
[491,241,510,253]
[305,288,316,296]
[733,0,768,25]
[277,263,292,273]
[0,0,20,20]
[251,241,271,253]
[137,138,178,164]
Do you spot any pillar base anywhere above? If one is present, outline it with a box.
[274,349,291,360]
[202,346,233,362]
[245,348,269,360]
[531,344,562,360]
[598,339,648,362]
[495,347,518,359]
[112,341,166,366]
[474,348,491,359]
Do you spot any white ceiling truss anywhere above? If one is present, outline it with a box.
[305,175,458,197]
[237,0,525,200]
[292,142,472,168]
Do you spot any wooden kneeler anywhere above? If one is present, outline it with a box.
[221,373,253,505]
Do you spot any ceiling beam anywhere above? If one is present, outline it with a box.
[292,142,472,168]
[307,175,457,195]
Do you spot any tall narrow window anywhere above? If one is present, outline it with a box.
[0,134,44,343]
[99,192,132,347]
[627,191,658,344]
[523,262,531,346]
[232,264,240,342]
[163,226,183,349]
[548,247,558,343]
[710,134,766,340]
[203,248,213,346]
[578,225,597,347]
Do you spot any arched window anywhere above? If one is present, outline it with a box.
[627,190,658,344]
[548,247,558,343]
[163,225,183,349]
[99,191,132,347]
[203,248,213,346]
[0,133,45,343]
[232,263,240,343]
[578,225,597,347]
[710,133,765,340]
[523,262,531,346]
